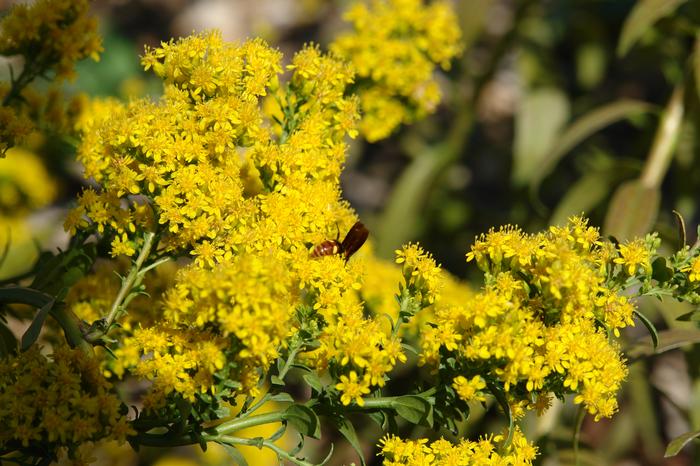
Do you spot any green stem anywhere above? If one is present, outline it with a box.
[103,231,156,329]
[573,405,586,466]
[2,57,40,107]
[278,344,301,381]
[207,435,315,466]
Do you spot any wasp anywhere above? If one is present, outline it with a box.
[311,221,369,261]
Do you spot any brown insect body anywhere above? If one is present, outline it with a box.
[311,240,341,258]
[311,221,369,261]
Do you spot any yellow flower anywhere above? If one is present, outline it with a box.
[452,375,487,402]
[614,238,652,275]
[681,256,700,282]
[335,371,370,406]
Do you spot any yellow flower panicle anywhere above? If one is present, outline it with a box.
[0,346,131,459]
[70,32,282,256]
[396,243,444,306]
[331,0,463,141]
[425,217,633,420]
[114,325,230,410]
[254,44,358,189]
[0,0,101,80]
[0,0,101,154]
[378,427,537,465]
[112,252,294,406]
[73,31,377,409]
[298,252,408,405]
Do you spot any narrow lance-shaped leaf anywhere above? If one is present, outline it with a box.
[603,180,660,241]
[530,100,655,197]
[618,0,687,57]
[665,429,700,457]
[335,417,366,466]
[282,404,321,439]
[20,298,55,351]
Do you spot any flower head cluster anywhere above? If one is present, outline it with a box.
[0,0,101,80]
[0,0,101,154]
[423,217,633,420]
[379,428,537,465]
[331,0,463,141]
[70,31,383,410]
[396,243,444,306]
[298,252,409,406]
[0,346,131,460]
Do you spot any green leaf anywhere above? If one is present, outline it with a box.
[550,171,613,226]
[618,0,687,57]
[366,410,386,428]
[374,142,453,258]
[270,375,284,386]
[20,298,54,352]
[335,416,366,466]
[218,442,249,466]
[633,310,659,350]
[487,382,514,448]
[627,328,700,359]
[283,404,321,439]
[672,210,687,249]
[651,257,672,282]
[513,87,570,186]
[302,372,323,393]
[694,34,700,101]
[269,392,294,404]
[0,320,17,356]
[675,310,700,322]
[665,429,700,457]
[268,425,287,442]
[392,396,433,427]
[530,100,655,195]
[0,287,53,308]
[603,180,660,240]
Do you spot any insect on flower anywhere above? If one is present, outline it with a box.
[312,221,369,261]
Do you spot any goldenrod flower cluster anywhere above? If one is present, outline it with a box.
[0,0,101,154]
[361,249,473,337]
[331,0,463,141]
[68,31,406,411]
[379,427,537,465]
[299,252,409,406]
[0,346,131,460]
[0,0,101,80]
[396,243,444,306]
[112,253,295,406]
[421,217,634,420]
